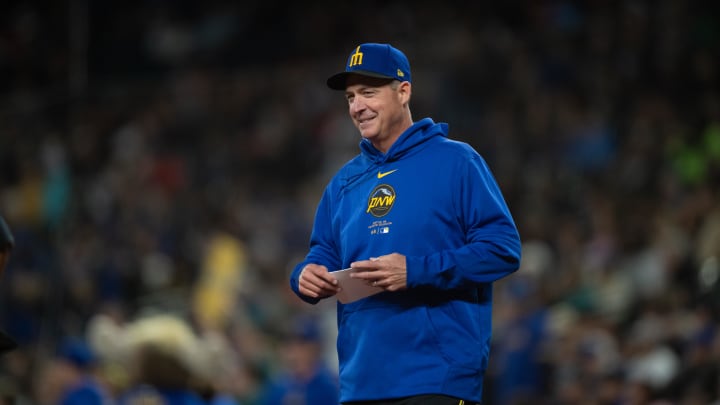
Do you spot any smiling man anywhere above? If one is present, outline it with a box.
[289,43,521,405]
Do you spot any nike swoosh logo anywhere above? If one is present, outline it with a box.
[377,169,398,179]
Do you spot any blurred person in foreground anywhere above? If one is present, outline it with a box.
[257,317,339,405]
[0,215,18,405]
[0,215,16,356]
[36,338,113,405]
[289,43,521,405]
[116,315,209,405]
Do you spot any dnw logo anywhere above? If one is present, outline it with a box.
[366,184,396,217]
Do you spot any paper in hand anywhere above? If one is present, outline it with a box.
[332,267,383,303]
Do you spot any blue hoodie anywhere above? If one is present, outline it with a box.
[290,118,521,403]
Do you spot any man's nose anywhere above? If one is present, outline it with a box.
[349,97,365,114]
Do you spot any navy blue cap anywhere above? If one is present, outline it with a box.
[327,43,411,90]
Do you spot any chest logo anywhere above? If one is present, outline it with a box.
[367,184,396,217]
[377,169,398,179]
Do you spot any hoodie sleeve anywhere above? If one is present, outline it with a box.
[289,186,343,304]
[406,155,521,289]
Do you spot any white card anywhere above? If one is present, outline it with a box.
[332,267,384,304]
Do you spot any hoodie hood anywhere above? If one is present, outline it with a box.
[360,117,449,163]
[336,118,449,195]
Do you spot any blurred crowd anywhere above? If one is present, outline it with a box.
[0,1,719,404]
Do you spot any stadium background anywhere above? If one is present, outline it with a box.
[0,0,719,404]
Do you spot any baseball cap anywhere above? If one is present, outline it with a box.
[327,43,411,90]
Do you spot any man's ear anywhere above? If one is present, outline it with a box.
[397,81,412,105]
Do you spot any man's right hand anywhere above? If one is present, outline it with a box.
[298,264,341,299]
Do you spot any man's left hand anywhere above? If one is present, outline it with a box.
[350,253,407,292]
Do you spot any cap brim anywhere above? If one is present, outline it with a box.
[326,71,395,90]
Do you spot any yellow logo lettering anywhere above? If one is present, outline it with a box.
[366,184,396,217]
[397,69,404,77]
[366,197,379,212]
[366,195,395,213]
[349,46,364,67]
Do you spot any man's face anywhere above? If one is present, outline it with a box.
[344,75,410,151]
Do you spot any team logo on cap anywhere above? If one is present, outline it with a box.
[349,46,364,67]
[366,184,396,217]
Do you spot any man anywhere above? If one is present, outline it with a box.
[0,215,17,355]
[289,43,522,405]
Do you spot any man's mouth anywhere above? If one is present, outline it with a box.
[358,116,375,128]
